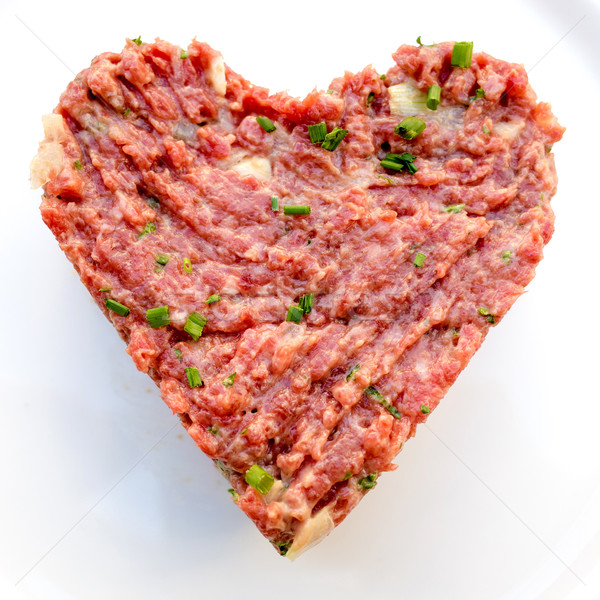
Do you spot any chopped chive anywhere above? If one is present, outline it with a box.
[208,425,219,435]
[470,88,485,101]
[283,205,311,215]
[420,404,431,414]
[308,122,327,144]
[346,364,361,382]
[105,298,130,317]
[395,116,426,140]
[185,366,203,388]
[376,174,396,185]
[482,125,490,134]
[138,221,156,239]
[427,84,441,110]
[366,92,375,107]
[222,372,236,387]
[174,348,183,361]
[477,307,495,324]
[180,49,188,59]
[442,203,465,213]
[358,473,378,491]
[270,195,279,211]
[132,36,142,45]
[451,41,474,68]
[123,108,131,117]
[416,36,434,47]
[275,541,291,556]
[155,253,170,273]
[414,252,426,268]
[228,488,240,501]
[206,294,221,304]
[380,152,418,174]
[240,427,248,435]
[184,312,207,341]
[256,116,276,133]
[183,258,193,273]
[298,293,314,314]
[99,287,112,292]
[146,305,170,328]
[502,250,513,264]
[245,464,274,494]
[365,386,402,419]
[73,160,83,170]
[321,127,348,151]
[380,159,404,172]
[286,305,304,323]
[379,74,386,80]
[147,196,159,209]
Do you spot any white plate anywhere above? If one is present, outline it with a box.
[1,1,599,598]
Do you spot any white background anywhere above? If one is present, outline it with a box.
[1,1,599,598]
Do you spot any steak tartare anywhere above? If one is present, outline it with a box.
[32,38,564,558]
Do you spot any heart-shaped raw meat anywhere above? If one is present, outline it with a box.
[32,38,564,559]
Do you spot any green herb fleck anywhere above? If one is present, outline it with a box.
[73,160,83,170]
[256,116,276,133]
[366,92,375,107]
[174,348,183,361]
[321,127,348,151]
[184,312,207,341]
[123,108,131,117]
[379,74,386,80]
[298,293,314,314]
[138,221,156,239]
[395,116,426,140]
[275,541,291,556]
[228,488,239,501]
[99,287,112,292]
[414,252,426,268]
[206,294,221,304]
[477,307,495,324]
[376,174,396,185]
[420,404,431,414]
[286,304,304,323]
[452,328,460,338]
[185,366,203,388]
[132,36,143,45]
[502,250,513,264]
[416,36,435,47]
[482,125,490,134]
[427,84,441,110]
[146,305,170,328]
[326,89,334,94]
[283,205,311,216]
[451,41,474,68]
[441,203,465,213]
[346,364,361,382]
[105,298,130,317]
[358,473,378,491]
[180,49,188,59]
[380,152,418,174]
[222,372,236,387]
[146,196,159,209]
[155,253,169,273]
[308,122,327,144]
[365,386,402,419]
[271,195,279,211]
[470,88,485,102]
[240,427,248,435]
[183,258,193,273]
[245,464,274,494]
[207,426,219,435]
[343,472,353,481]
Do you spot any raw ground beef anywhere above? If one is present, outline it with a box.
[32,38,564,558]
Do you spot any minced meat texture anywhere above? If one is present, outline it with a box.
[35,38,564,558]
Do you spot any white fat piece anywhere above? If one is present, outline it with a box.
[30,114,67,189]
[207,55,227,97]
[231,157,272,180]
[286,507,335,561]
[493,120,525,141]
